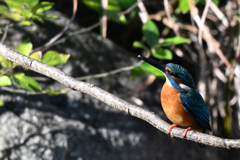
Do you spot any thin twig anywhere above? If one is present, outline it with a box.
[77,62,141,81]
[42,1,139,52]
[162,0,198,62]
[198,0,211,46]
[137,0,148,23]
[101,0,108,38]
[189,0,232,70]
[0,86,69,95]
[234,1,240,63]
[195,0,211,100]
[0,43,240,149]
[30,0,78,53]
[209,1,229,28]
[0,65,15,77]
[1,24,10,43]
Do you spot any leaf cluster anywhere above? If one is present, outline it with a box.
[131,20,190,79]
[0,0,57,25]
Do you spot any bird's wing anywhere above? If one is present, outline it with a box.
[180,90,212,131]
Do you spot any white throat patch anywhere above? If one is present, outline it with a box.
[166,77,172,86]
[179,84,192,91]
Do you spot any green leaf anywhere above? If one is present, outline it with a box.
[5,0,39,9]
[224,114,231,135]
[3,0,55,24]
[0,56,12,68]
[130,66,146,79]
[140,62,165,78]
[158,37,190,47]
[20,20,32,25]
[0,100,4,107]
[178,0,190,13]
[32,1,54,14]
[82,0,127,24]
[118,14,128,24]
[198,0,219,5]
[212,0,219,5]
[44,14,58,19]
[118,0,137,9]
[46,88,66,96]
[133,41,150,52]
[42,50,70,66]
[142,20,159,47]
[0,76,11,86]
[30,52,41,61]
[16,39,33,56]
[12,73,42,92]
[152,48,173,60]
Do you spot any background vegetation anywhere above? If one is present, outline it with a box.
[0,0,240,159]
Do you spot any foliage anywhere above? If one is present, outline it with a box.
[42,50,70,66]
[0,0,68,98]
[131,19,190,78]
[176,0,219,14]
[0,0,57,25]
[82,0,137,24]
[81,1,190,79]
[0,40,70,94]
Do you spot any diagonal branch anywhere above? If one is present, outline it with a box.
[0,43,240,149]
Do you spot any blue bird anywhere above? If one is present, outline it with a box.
[138,55,212,137]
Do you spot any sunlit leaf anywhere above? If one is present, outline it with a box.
[5,0,39,9]
[16,39,33,56]
[0,100,4,106]
[82,0,128,24]
[44,14,58,19]
[30,52,41,61]
[12,73,42,92]
[130,66,146,79]
[32,1,54,14]
[46,88,66,96]
[152,48,172,60]
[0,76,11,86]
[142,20,159,47]
[20,20,32,25]
[141,62,165,78]
[42,50,70,66]
[158,37,190,47]
[3,0,55,24]
[0,56,12,68]
[133,41,150,52]
[178,0,190,13]
[224,114,231,136]
[118,15,128,24]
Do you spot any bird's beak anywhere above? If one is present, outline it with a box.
[138,55,166,74]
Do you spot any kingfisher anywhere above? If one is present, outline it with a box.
[138,55,212,137]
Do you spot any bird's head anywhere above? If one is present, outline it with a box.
[138,55,195,91]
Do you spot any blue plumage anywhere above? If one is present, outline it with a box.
[166,63,195,89]
[180,90,212,131]
[166,63,212,131]
[138,55,212,136]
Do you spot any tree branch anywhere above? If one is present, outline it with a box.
[0,43,239,149]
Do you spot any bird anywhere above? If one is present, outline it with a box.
[138,55,212,138]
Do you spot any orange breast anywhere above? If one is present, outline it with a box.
[161,83,203,131]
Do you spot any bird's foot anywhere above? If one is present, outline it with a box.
[183,127,192,137]
[167,124,178,135]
